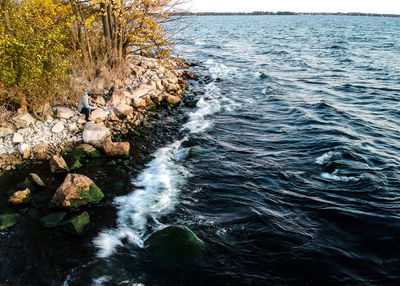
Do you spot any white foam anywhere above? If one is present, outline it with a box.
[316,151,339,165]
[321,170,359,182]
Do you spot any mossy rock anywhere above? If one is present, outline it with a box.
[88,149,101,158]
[144,225,207,264]
[132,130,141,137]
[62,211,90,234]
[65,148,87,162]
[69,184,104,208]
[70,160,82,171]
[16,179,37,192]
[0,213,21,231]
[106,160,117,166]
[41,212,67,228]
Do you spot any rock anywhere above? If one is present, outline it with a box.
[109,113,119,121]
[108,91,129,106]
[29,173,46,187]
[90,108,108,122]
[16,179,37,191]
[155,80,163,91]
[12,133,24,144]
[67,122,78,132]
[163,94,182,105]
[8,188,31,205]
[17,143,31,159]
[82,123,111,148]
[12,112,35,129]
[70,160,82,171]
[41,212,66,228]
[0,127,14,138]
[94,96,106,106]
[77,116,87,124]
[51,121,65,133]
[50,155,68,174]
[130,84,154,108]
[74,144,101,158]
[54,106,75,119]
[62,211,90,234]
[0,213,21,230]
[103,141,130,157]
[182,71,199,80]
[33,143,50,161]
[144,225,207,264]
[51,173,104,208]
[115,103,134,118]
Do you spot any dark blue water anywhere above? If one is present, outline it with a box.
[87,16,400,285]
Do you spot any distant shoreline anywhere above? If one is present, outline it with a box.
[177,12,400,18]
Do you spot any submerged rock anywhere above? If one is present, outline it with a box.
[51,173,104,208]
[103,141,130,157]
[50,155,68,174]
[61,211,90,234]
[70,160,82,171]
[144,225,207,264]
[0,213,21,230]
[41,212,66,228]
[29,173,46,187]
[8,188,31,205]
[16,179,37,192]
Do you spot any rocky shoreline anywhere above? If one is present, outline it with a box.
[0,55,196,174]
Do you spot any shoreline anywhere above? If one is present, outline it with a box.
[0,55,196,175]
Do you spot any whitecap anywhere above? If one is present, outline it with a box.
[321,170,359,182]
[316,151,340,165]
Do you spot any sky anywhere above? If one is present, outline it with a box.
[183,0,400,14]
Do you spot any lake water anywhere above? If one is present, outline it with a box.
[83,16,400,285]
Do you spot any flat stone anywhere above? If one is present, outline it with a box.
[54,107,75,119]
[51,121,65,133]
[12,133,24,144]
[115,103,134,118]
[90,108,108,122]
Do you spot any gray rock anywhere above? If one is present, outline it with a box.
[82,123,111,148]
[12,112,35,129]
[12,133,24,144]
[54,106,75,119]
[51,121,65,133]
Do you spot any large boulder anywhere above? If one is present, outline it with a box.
[115,103,134,118]
[82,123,111,148]
[103,141,130,157]
[51,173,104,208]
[54,106,75,119]
[12,112,35,129]
[0,213,21,230]
[8,188,31,205]
[50,155,68,174]
[144,225,207,264]
[130,84,154,108]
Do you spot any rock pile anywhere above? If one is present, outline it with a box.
[0,55,192,173]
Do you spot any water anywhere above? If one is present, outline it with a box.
[90,16,400,285]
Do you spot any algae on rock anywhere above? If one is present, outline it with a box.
[0,213,21,230]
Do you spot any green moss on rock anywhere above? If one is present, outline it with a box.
[16,179,36,192]
[70,184,104,208]
[88,150,101,158]
[62,211,90,234]
[0,213,21,231]
[144,225,207,264]
[70,160,82,171]
[41,212,67,227]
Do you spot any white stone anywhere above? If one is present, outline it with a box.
[82,123,111,148]
[54,106,75,119]
[18,143,31,159]
[90,108,109,122]
[52,121,65,133]
[12,133,24,144]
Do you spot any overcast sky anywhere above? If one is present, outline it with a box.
[184,0,400,14]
